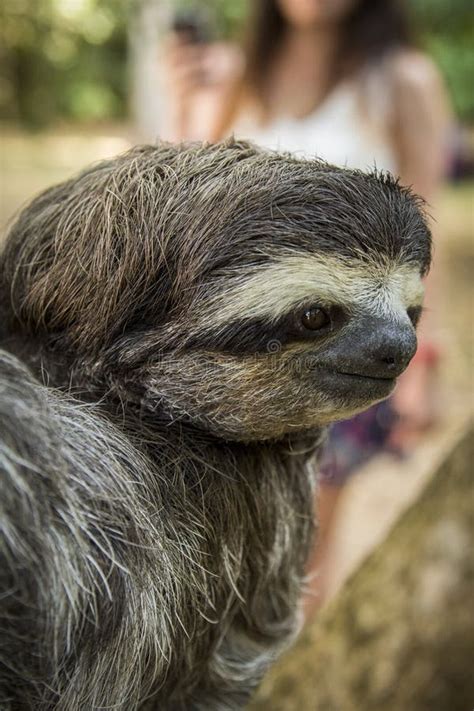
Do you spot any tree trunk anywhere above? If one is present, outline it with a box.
[249,421,474,711]
[128,0,171,142]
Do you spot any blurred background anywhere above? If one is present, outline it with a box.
[1,0,473,207]
[0,0,473,692]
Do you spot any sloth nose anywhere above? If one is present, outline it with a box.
[357,318,417,379]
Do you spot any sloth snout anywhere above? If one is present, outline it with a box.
[329,315,418,382]
[350,317,417,379]
[371,328,417,377]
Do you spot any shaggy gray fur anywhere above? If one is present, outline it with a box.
[0,351,317,709]
[0,140,431,709]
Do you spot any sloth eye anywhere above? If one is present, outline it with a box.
[407,306,422,327]
[301,306,330,331]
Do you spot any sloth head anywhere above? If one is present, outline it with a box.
[0,140,431,441]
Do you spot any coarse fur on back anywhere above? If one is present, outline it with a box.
[0,139,431,709]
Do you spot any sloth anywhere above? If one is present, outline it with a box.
[0,140,431,710]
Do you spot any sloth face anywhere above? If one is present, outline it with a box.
[136,251,424,441]
[1,142,431,441]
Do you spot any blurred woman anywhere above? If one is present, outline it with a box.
[164,0,448,199]
[162,0,451,610]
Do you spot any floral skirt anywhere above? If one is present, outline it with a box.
[318,400,399,487]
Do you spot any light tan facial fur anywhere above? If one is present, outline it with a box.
[200,253,424,327]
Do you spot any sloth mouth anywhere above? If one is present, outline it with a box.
[336,371,395,383]
[332,371,397,400]
[319,369,397,401]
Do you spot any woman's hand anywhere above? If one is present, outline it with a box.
[161,35,242,142]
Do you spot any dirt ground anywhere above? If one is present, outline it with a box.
[1,125,472,596]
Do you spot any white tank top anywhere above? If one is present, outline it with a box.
[234,75,397,174]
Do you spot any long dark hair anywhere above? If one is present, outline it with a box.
[213,0,413,139]
[245,0,413,97]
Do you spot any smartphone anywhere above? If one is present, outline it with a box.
[171,8,211,44]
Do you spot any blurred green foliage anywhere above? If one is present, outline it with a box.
[1,0,472,128]
[1,0,128,127]
[413,0,473,122]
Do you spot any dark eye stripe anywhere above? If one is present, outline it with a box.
[184,316,289,354]
[184,304,346,355]
[407,305,423,327]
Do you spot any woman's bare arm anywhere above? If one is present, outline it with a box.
[389,51,452,438]
[390,50,452,201]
